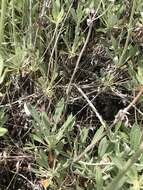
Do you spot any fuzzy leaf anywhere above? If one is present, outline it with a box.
[92,126,105,144]
[53,98,64,124]
[0,54,4,76]
[32,134,46,145]
[98,137,109,157]
[56,114,74,142]
[136,66,143,85]
[0,127,8,137]
[130,124,142,151]
[96,167,103,190]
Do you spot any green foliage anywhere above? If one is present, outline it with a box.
[136,65,143,85]
[1,0,143,189]
[27,99,75,150]
[0,127,7,137]
[130,124,142,151]
[0,109,8,137]
[0,54,7,84]
[49,0,64,24]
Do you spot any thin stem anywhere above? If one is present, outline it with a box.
[124,87,143,113]
[29,0,33,47]
[73,127,105,163]
[75,84,107,129]
[0,0,7,45]
[11,0,17,49]
[118,0,136,67]
[66,23,93,97]
[111,87,143,128]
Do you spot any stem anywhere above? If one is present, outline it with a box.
[124,87,143,113]
[75,84,107,129]
[0,0,7,45]
[11,0,17,48]
[73,130,105,163]
[29,0,33,47]
[66,23,93,97]
[111,87,143,128]
[118,0,136,67]
[47,23,60,75]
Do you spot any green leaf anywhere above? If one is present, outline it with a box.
[114,121,122,133]
[130,124,142,151]
[36,150,49,169]
[126,166,138,181]
[52,0,60,18]
[56,114,74,142]
[112,157,124,170]
[0,108,7,126]
[92,126,105,145]
[98,137,109,157]
[41,112,51,133]
[26,104,41,126]
[32,134,46,145]
[0,54,7,84]
[111,35,118,50]
[108,14,118,28]
[44,135,57,149]
[53,98,64,124]
[96,167,103,190]
[0,69,7,84]
[80,127,89,143]
[51,0,64,23]
[0,127,8,137]
[10,47,27,71]
[136,66,143,85]
[0,54,4,76]
[76,185,84,190]
[105,175,127,190]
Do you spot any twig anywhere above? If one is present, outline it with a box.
[66,22,93,97]
[73,136,104,163]
[78,160,143,167]
[40,0,49,18]
[124,88,143,112]
[0,93,40,108]
[74,84,107,129]
[10,171,35,189]
[78,161,114,166]
[73,126,105,163]
[0,155,33,162]
[111,87,143,128]
[73,85,107,163]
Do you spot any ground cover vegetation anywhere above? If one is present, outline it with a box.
[1,0,143,189]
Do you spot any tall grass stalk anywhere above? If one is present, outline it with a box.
[0,0,7,45]
[29,0,33,47]
[118,0,137,67]
[11,0,17,48]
